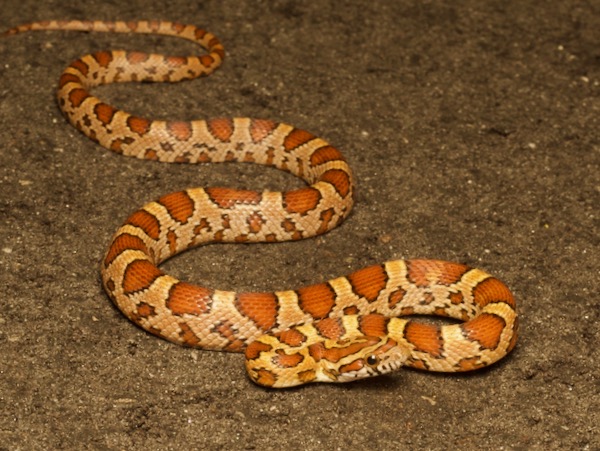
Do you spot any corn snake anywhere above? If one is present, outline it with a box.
[3,20,518,388]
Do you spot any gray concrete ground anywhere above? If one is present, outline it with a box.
[1,1,598,449]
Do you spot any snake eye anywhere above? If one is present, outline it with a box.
[366,355,379,367]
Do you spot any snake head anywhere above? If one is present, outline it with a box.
[245,333,410,388]
[315,336,411,384]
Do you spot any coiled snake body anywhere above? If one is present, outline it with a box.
[3,20,518,388]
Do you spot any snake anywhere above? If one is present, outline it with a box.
[3,20,518,388]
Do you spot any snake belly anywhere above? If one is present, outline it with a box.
[3,20,518,388]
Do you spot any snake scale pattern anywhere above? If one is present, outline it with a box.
[3,20,518,388]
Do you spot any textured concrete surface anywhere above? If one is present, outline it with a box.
[1,1,598,449]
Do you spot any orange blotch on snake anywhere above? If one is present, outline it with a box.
[316,208,335,235]
[193,217,211,236]
[246,212,265,234]
[93,50,113,68]
[207,36,222,50]
[122,260,162,294]
[456,357,486,371]
[436,262,470,285]
[472,277,516,309]
[69,59,89,76]
[194,28,208,40]
[126,51,150,64]
[307,342,326,361]
[178,322,201,347]
[273,349,304,368]
[399,306,415,316]
[249,119,277,143]
[167,121,193,141]
[166,56,187,67]
[309,145,345,166]
[319,169,351,198]
[142,21,157,32]
[449,291,465,305]
[213,321,245,352]
[205,187,262,209]
[359,314,388,337]
[378,337,399,354]
[407,259,469,287]
[104,233,149,267]
[459,310,472,321]
[199,54,216,69]
[281,218,297,233]
[251,368,277,387]
[224,339,245,353]
[422,292,435,305]
[144,148,158,160]
[297,283,336,320]
[59,73,82,88]
[109,137,135,153]
[245,340,272,360]
[339,359,364,374]
[170,22,185,33]
[389,288,407,309]
[207,118,234,142]
[315,317,345,340]
[207,36,221,48]
[461,313,506,350]
[408,359,429,371]
[235,292,278,331]
[265,148,276,166]
[297,369,317,384]
[433,307,451,317]
[283,128,315,151]
[317,338,380,363]
[347,265,388,303]
[243,151,256,162]
[221,214,231,229]
[126,210,161,240]
[343,305,359,315]
[167,230,178,255]
[212,47,225,61]
[127,115,151,136]
[197,152,212,163]
[404,322,444,358]
[167,282,212,316]
[158,191,195,224]
[274,328,307,347]
[283,188,321,215]
[94,103,117,126]
[68,88,90,107]
[134,302,155,319]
